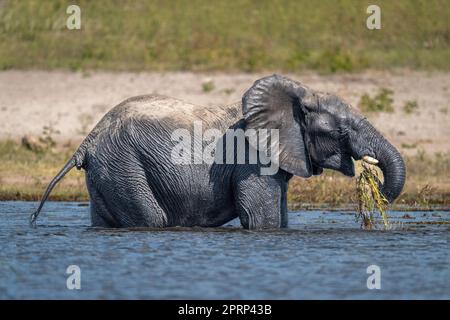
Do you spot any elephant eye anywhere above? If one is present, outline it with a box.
[336,127,349,142]
[321,126,348,143]
[323,127,340,138]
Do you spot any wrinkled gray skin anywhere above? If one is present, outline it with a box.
[31,75,406,229]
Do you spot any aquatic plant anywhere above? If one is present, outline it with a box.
[356,162,390,229]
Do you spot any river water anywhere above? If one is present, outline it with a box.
[0,201,448,299]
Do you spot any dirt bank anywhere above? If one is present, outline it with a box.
[0,70,449,156]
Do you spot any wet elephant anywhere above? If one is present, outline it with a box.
[31,75,406,229]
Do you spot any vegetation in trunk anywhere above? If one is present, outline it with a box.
[356,163,389,229]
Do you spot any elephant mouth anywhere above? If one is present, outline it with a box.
[342,158,355,177]
[310,154,355,177]
[312,163,323,175]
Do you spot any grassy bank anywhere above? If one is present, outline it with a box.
[0,140,87,201]
[1,140,449,209]
[288,152,450,210]
[0,0,449,72]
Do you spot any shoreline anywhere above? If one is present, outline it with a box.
[1,70,449,210]
[3,199,449,213]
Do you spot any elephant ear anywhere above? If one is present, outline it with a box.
[242,74,317,177]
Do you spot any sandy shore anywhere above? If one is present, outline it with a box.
[0,70,449,155]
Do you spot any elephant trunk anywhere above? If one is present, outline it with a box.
[354,120,406,203]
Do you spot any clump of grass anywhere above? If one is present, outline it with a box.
[414,184,435,209]
[40,124,59,150]
[401,143,417,149]
[403,100,419,114]
[223,88,235,95]
[21,124,60,154]
[359,88,394,113]
[202,80,215,93]
[356,163,389,229]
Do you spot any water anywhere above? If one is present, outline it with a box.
[0,201,448,299]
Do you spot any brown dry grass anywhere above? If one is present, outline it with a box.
[0,140,87,201]
[1,140,449,210]
[288,151,450,209]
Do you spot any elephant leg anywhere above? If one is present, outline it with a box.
[233,170,287,230]
[86,178,117,227]
[88,179,168,228]
[86,154,169,228]
[108,175,169,227]
[280,182,288,228]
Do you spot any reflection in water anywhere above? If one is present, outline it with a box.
[1,201,449,299]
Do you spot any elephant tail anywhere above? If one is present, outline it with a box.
[29,157,77,228]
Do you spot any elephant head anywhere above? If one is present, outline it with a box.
[242,74,406,203]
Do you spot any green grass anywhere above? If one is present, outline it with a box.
[202,80,215,93]
[403,100,419,114]
[0,0,449,72]
[359,88,394,113]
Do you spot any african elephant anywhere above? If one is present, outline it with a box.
[31,75,405,229]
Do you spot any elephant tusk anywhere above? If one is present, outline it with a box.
[363,155,379,165]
